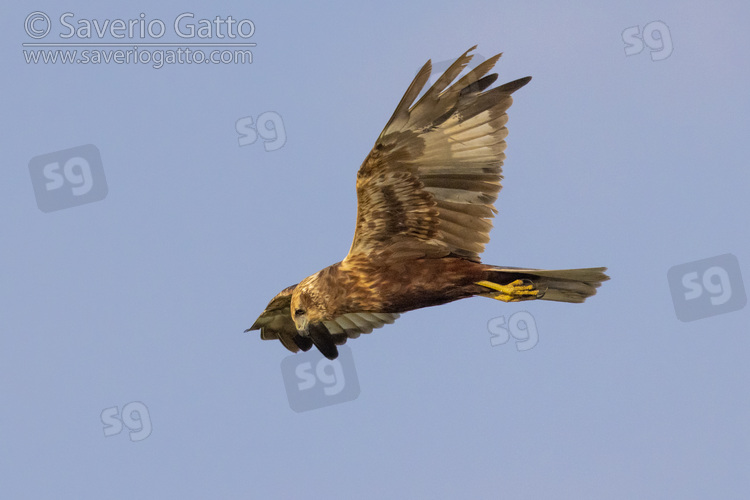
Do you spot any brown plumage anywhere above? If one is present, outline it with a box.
[247,47,609,359]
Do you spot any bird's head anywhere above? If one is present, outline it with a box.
[290,271,343,360]
[290,273,325,334]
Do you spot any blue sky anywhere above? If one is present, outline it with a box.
[2,1,749,498]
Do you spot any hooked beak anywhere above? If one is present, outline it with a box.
[294,315,309,333]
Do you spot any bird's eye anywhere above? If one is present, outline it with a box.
[294,308,305,317]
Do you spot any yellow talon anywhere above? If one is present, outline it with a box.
[476,279,539,302]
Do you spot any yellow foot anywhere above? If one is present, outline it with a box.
[476,279,539,302]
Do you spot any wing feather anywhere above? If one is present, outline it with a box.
[305,311,402,359]
[347,47,531,262]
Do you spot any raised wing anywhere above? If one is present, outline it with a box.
[347,46,531,263]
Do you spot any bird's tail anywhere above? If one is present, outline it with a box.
[476,266,609,303]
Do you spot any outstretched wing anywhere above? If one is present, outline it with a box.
[248,284,400,358]
[245,285,313,353]
[306,312,401,360]
[347,46,531,263]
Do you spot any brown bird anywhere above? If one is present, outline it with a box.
[248,47,608,359]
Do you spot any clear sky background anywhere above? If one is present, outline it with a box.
[2,1,749,499]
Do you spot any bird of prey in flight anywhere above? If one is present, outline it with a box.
[248,46,608,359]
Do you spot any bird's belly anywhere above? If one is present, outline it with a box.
[369,258,486,313]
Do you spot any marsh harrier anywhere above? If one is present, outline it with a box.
[247,47,608,359]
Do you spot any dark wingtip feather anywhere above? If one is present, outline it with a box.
[496,76,532,94]
[294,335,314,351]
[460,74,499,96]
[308,322,339,360]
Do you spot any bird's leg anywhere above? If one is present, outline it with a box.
[476,279,539,302]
